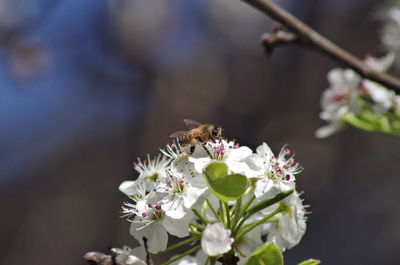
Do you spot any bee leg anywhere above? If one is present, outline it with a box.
[189,145,196,155]
[201,143,212,158]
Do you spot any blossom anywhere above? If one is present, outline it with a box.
[111,246,146,265]
[156,169,208,219]
[132,154,171,190]
[360,53,396,115]
[248,143,301,200]
[201,222,234,256]
[129,202,193,253]
[380,4,400,68]
[316,68,361,138]
[362,80,395,115]
[121,181,192,253]
[264,192,307,252]
[189,140,252,176]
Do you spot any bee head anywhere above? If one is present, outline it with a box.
[211,125,223,138]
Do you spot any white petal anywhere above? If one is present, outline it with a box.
[130,220,168,254]
[119,181,138,196]
[256,143,273,157]
[183,186,208,209]
[162,196,186,219]
[163,213,192,238]
[229,146,252,161]
[201,223,233,256]
[315,123,343,138]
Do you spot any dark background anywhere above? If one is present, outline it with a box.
[1,0,400,264]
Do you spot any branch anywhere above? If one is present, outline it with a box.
[242,0,400,93]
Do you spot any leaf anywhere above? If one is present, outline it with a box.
[297,259,321,265]
[244,243,283,265]
[203,162,249,202]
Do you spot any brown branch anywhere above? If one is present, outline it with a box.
[242,0,400,94]
[261,31,299,56]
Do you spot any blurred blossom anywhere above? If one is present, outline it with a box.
[379,1,400,69]
[315,68,361,138]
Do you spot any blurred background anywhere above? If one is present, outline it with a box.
[1,0,400,264]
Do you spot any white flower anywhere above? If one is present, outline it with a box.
[249,143,300,200]
[380,4,400,68]
[360,53,396,115]
[364,53,395,72]
[132,154,171,190]
[121,181,192,253]
[156,169,208,219]
[201,222,234,256]
[111,246,146,265]
[130,203,193,253]
[362,80,395,115]
[189,140,252,176]
[264,192,307,252]
[316,68,361,138]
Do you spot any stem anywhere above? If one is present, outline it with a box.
[235,206,283,243]
[189,231,202,238]
[163,237,198,253]
[233,190,293,236]
[239,195,255,218]
[219,200,226,226]
[246,189,293,215]
[193,209,209,225]
[206,199,221,222]
[161,245,201,265]
[189,223,205,231]
[242,0,400,93]
[231,197,242,229]
[224,202,231,229]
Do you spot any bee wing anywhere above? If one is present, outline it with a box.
[170,131,186,139]
[183,119,202,129]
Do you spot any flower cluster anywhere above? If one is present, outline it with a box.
[119,135,308,265]
[316,53,400,138]
[379,0,400,69]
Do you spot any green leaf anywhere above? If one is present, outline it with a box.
[245,243,283,265]
[203,162,249,202]
[297,259,321,265]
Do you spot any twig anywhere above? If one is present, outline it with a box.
[143,237,153,265]
[242,0,400,93]
[261,30,299,56]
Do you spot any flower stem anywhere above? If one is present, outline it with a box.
[189,223,205,231]
[163,236,198,253]
[193,209,209,225]
[233,190,293,236]
[161,245,201,265]
[235,205,284,243]
[239,195,255,218]
[219,200,226,226]
[224,202,231,229]
[231,197,242,230]
[206,199,221,222]
[246,189,293,215]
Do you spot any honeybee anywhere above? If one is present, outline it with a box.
[170,119,223,151]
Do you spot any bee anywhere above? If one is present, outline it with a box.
[170,119,223,153]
